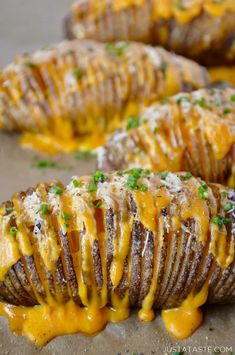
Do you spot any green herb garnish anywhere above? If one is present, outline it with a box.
[230,94,235,102]
[74,150,96,161]
[88,183,97,192]
[224,202,233,213]
[72,179,81,188]
[64,222,69,229]
[51,186,63,195]
[198,183,208,199]
[10,227,17,237]
[223,107,231,115]
[73,68,83,80]
[93,200,102,208]
[126,116,141,130]
[176,96,189,105]
[211,215,232,229]
[160,61,168,75]
[93,171,108,183]
[221,191,228,198]
[40,204,50,215]
[105,42,129,56]
[62,212,72,220]
[160,172,169,180]
[24,61,36,69]
[180,172,192,181]
[33,160,56,168]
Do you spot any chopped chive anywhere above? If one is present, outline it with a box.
[160,172,169,180]
[160,61,168,75]
[62,212,72,220]
[93,200,102,208]
[40,204,50,215]
[10,227,17,237]
[212,215,232,229]
[93,170,107,183]
[73,68,83,80]
[72,179,81,188]
[224,202,233,212]
[74,150,96,161]
[176,96,189,105]
[198,183,208,199]
[230,94,235,102]
[222,107,231,115]
[6,206,13,213]
[51,186,63,195]
[221,191,228,198]
[88,183,97,192]
[24,61,36,69]
[105,42,129,56]
[126,116,141,130]
[139,184,148,192]
[64,222,69,229]
[180,172,192,181]
[33,159,56,168]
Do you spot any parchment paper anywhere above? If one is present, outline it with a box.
[0,1,235,353]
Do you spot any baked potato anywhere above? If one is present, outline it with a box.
[98,88,235,187]
[65,0,235,66]
[0,40,209,154]
[0,170,234,345]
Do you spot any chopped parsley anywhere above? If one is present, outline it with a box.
[105,42,129,56]
[230,94,235,102]
[160,61,168,75]
[50,186,63,195]
[224,202,233,213]
[40,204,50,215]
[126,116,141,130]
[88,183,97,192]
[211,215,232,229]
[74,150,96,161]
[221,191,228,198]
[72,179,81,188]
[176,96,189,105]
[160,172,169,180]
[93,200,102,208]
[10,227,17,237]
[5,205,13,213]
[180,172,192,181]
[124,168,149,191]
[24,61,36,69]
[73,68,83,80]
[62,212,72,220]
[195,97,212,110]
[32,159,70,170]
[93,170,108,183]
[222,107,231,115]
[198,183,208,199]
[64,222,69,229]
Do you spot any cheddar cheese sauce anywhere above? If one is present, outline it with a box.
[72,0,235,25]
[0,171,234,346]
[99,88,235,187]
[0,41,208,154]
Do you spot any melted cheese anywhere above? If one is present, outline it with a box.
[0,173,234,345]
[72,0,235,25]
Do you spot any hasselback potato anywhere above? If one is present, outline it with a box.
[65,0,235,66]
[0,170,234,345]
[0,40,209,154]
[98,88,235,187]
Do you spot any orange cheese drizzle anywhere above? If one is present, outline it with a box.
[0,177,234,346]
[72,0,235,25]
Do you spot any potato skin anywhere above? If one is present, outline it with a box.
[98,88,235,186]
[0,172,234,309]
[65,0,235,66]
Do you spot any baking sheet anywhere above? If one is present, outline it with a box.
[0,1,235,353]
